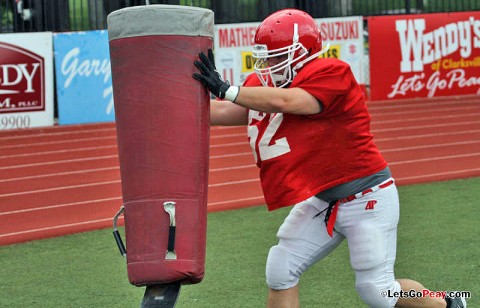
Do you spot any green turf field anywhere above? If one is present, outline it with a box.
[1,177,479,307]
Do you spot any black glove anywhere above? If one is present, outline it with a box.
[193,49,230,99]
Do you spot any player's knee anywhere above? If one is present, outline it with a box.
[265,245,298,290]
[355,280,400,308]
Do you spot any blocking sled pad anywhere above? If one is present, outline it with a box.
[107,5,213,286]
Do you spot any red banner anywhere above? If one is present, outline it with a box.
[369,11,480,100]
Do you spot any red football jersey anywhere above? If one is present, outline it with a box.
[244,58,387,211]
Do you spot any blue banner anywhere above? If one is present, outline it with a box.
[54,30,114,125]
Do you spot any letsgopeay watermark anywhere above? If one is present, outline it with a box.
[381,289,471,299]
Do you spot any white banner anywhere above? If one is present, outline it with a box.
[213,16,364,86]
[0,32,54,130]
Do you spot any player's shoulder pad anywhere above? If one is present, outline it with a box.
[298,58,351,77]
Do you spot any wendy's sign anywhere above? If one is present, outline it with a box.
[0,32,54,130]
[369,12,480,100]
[0,42,45,113]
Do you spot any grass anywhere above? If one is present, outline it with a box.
[0,177,479,307]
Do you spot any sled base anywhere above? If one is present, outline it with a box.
[140,282,182,308]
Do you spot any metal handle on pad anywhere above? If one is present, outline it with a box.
[163,201,177,260]
[113,206,127,257]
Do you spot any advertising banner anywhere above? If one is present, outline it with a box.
[369,11,480,100]
[213,16,364,86]
[54,30,113,125]
[0,32,54,130]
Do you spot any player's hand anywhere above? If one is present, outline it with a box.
[193,49,230,99]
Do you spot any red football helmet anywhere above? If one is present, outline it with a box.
[252,9,327,87]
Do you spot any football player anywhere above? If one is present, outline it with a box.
[193,8,466,308]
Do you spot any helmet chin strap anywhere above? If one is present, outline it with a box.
[292,42,331,73]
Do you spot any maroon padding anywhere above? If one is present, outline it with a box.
[109,35,211,286]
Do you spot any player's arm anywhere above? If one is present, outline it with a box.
[210,99,248,126]
[193,50,321,115]
[231,86,321,115]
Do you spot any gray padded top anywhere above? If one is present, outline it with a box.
[107,5,214,40]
